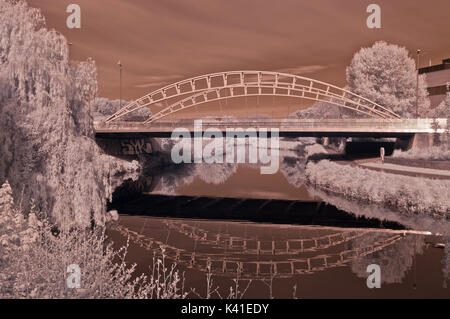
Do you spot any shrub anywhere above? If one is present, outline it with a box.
[0,180,186,299]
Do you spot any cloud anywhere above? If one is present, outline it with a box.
[277,65,331,75]
[134,74,185,88]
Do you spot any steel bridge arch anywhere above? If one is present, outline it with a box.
[146,84,391,123]
[105,70,401,123]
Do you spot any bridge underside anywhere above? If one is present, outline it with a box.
[95,131,416,139]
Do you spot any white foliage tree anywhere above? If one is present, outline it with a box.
[0,180,14,215]
[92,97,151,121]
[429,92,450,118]
[0,0,138,228]
[288,100,343,119]
[346,41,430,117]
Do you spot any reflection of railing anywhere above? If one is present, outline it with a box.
[117,224,405,280]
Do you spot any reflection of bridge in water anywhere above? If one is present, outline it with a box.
[117,218,410,280]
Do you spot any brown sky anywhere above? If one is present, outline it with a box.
[28,0,450,116]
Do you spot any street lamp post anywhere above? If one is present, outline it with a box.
[416,49,421,118]
[118,60,123,108]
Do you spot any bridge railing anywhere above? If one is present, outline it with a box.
[94,118,448,133]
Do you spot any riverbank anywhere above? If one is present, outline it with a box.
[357,160,450,180]
[305,159,450,219]
[337,156,450,180]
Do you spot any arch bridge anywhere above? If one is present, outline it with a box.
[96,71,447,139]
[105,70,402,123]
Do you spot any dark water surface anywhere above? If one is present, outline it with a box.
[108,147,449,298]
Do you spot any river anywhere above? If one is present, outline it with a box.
[107,143,449,298]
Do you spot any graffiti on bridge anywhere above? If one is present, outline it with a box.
[120,138,152,155]
[96,137,154,156]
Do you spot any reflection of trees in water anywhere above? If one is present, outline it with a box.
[195,163,237,185]
[307,186,450,283]
[280,156,306,188]
[143,137,318,190]
[443,235,450,286]
[158,138,176,153]
[278,139,315,188]
[154,165,197,194]
[349,232,425,284]
[112,176,153,199]
[148,162,237,194]
[306,186,449,235]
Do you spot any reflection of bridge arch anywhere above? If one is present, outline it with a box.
[105,71,401,123]
[117,222,405,280]
[162,221,366,255]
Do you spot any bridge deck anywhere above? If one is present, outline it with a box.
[94,118,447,138]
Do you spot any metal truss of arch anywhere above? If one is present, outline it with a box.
[105,71,401,123]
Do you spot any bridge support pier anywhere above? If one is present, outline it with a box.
[407,133,446,150]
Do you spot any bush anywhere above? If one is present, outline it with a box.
[392,145,450,161]
[0,181,186,299]
[305,160,450,218]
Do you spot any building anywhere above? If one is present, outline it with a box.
[419,58,450,108]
